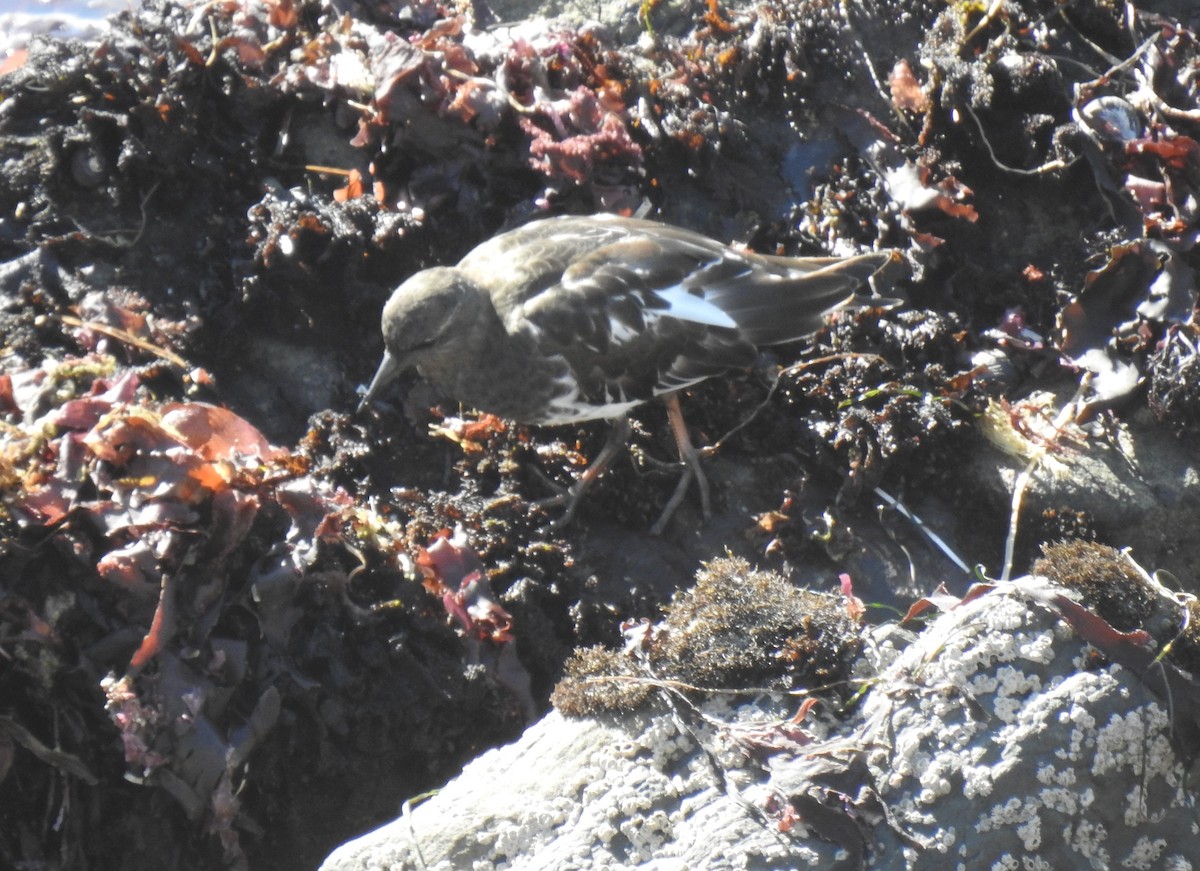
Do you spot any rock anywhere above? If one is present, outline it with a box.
[967,379,1200,582]
[321,574,1200,870]
[856,578,1199,870]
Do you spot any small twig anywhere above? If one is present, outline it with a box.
[59,314,189,368]
[1044,53,1104,81]
[1071,20,1158,77]
[874,486,971,576]
[963,101,1079,176]
[401,789,439,870]
[304,164,354,177]
[999,375,1092,582]
[706,353,888,454]
[1100,31,1159,81]
[839,3,914,138]
[67,180,160,249]
[206,13,221,67]
[962,0,1006,45]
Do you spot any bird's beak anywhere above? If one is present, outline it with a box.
[358,350,401,413]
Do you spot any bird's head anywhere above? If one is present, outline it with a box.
[359,267,483,411]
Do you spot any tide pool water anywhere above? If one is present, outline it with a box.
[1,0,132,56]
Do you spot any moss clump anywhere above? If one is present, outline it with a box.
[550,646,654,716]
[552,557,863,716]
[1032,542,1200,683]
[1033,540,1156,632]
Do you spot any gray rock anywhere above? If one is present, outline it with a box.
[967,379,1200,583]
[321,576,1200,870]
[856,579,1198,870]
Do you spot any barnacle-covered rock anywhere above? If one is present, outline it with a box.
[321,570,1200,870]
[857,576,1199,869]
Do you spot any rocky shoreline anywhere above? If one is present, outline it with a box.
[2,0,1200,868]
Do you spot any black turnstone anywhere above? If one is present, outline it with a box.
[360,214,892,531]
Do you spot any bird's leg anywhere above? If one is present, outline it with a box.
[534,416,633,529]
[649,393,712,536]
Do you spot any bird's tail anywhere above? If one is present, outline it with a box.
[711,251,897,346]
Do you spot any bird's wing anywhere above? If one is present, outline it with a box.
[458,216,637,308]
[513,235,753,352]
[468,216,892,407]
[511,235,762,405]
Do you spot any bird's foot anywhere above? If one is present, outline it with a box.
[532,481,588,530]
[647,451,712,536]
[525,409,716,535]
[646,393,713,535]
[529,417,633,530]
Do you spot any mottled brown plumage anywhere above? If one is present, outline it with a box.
[360,214,892,530]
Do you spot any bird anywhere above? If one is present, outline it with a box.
[359,213,892,532]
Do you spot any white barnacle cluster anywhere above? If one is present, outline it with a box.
[988,856,1053,871]
[607,714,698,771]
[879,704,971,798]
[584,697,825,866]
[848,576,1200,869]
[480,710,726,868]
[1036,786,1086,816]
[916,749,965,803]
[588,773,690,859]
[1016,814,1042,851]
[968,658,1190,868]
[476,731,633,864]
[928,825,957,854]
[582,693,844,866]
[641,714,696,770]
[870,594,1067,805]
[989,663,1043,723]
[489,803,573,862]
[1121,835,1168,870]
[1052,670,1119,760]
[959,756,999,800]
[857,623,910,676]
[1012,627,1056,663]
[1065,818,1110,865]
[1091,704,1173,780]
[977,796,1041,847]
[913,593,1064,718]
[1035,762,1076,787]
[614,808,674,862]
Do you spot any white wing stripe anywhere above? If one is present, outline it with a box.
[652,286,738,329]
